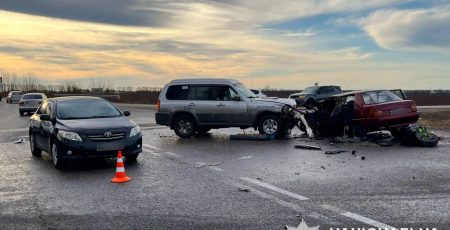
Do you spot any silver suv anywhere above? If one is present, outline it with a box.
[156,78,296,138]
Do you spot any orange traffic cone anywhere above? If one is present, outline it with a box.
[111,151,131,183]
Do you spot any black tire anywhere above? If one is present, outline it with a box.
[30,134,42,157]
[173,115,197,138]
[19,111,24,116]
[305,99,316,108]
[415,129,439,147]
[51,142,67,170]
[258,114,283,136]
[197,128,211,134]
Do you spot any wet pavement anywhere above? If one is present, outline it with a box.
[1,100,449,229]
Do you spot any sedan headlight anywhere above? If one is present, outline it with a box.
[130,126,141,137]
[57,130,82,142]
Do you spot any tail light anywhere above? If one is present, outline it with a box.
[411,102,417,112]
[156,99,161,112]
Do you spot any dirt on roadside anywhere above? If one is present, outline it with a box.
[419,110,450,131]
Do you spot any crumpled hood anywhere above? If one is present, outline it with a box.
[252,97,296,106]
[57,117,137,131]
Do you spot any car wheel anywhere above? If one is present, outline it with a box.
[258,114,282,136]
[173,115,196,138]
[197,128,211,134]
[19,111,24,116]
[51,142,67,170]
[306,99,316,108]
[30,134,42,157]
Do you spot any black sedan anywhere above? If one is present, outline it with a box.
[29,96,142,169]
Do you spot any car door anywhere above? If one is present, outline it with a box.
[211,85,248,125]
[184,85,216,124]
[31,101,48,149]
[40,101,55,152]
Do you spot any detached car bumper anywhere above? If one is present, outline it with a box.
[56,135,142,159]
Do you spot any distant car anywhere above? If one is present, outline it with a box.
[303,89,419,137]
[6,91,23,103]
[29,96,142,169]
[19,93,47,116]
[155,78,296,138]
[250,89,267,98]
[289,86,342,107]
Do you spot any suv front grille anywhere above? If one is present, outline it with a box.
[88,132,126,142]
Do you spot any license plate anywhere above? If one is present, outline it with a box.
[96,143,124,152]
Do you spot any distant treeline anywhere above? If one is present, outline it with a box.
[0,71,449,105]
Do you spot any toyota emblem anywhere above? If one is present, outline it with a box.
[104,132,112,138]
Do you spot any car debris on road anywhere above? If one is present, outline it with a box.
[14,138,26,144]
[294,144,322,150]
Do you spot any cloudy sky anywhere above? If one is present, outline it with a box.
[0,0,449,89]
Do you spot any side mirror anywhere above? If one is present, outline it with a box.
[123,111,131,116]
[40,114,51,121]
[232,96,241,101]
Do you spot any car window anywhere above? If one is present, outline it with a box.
[45,102,53,115]
[302,87,318,94]
[166,85,189,100]
[57,100,122,119]
[233,83,256,98]
[362,91,403,105]
[211,86,239,101]
[37,102,48,115]
[22,94,43,100]
[195,86,210,100]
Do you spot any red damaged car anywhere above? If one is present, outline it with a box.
[306,89,420,137]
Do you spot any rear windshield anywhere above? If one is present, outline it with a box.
[362,91,403,105]
[57,100,122,119]
[22,94,43,100]
[12,92,22,95]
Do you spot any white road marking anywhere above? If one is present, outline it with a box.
[142,148,161,157]
[194,162,207,168]
[161,151,183,158]
[0,128,28,133]
[233,183,340,224]
[141,126,167,131]
[241,177,309,201]
[321,204,397,229]
[209,166,223,171]
[10,135,29,139]
[142,144,161,151]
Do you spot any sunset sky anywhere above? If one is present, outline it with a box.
[0,0,449,89]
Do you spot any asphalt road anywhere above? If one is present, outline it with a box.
[1,99,450,229]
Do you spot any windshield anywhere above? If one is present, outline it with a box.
[22,94,43,100]
[302,86,318,94]
[233,83,257,98]
[57,100,122,119]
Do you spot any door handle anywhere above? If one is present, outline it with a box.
[187,103,196,107]
[216,103,226,107]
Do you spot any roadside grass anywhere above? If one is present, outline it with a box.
[419,110,450,131]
